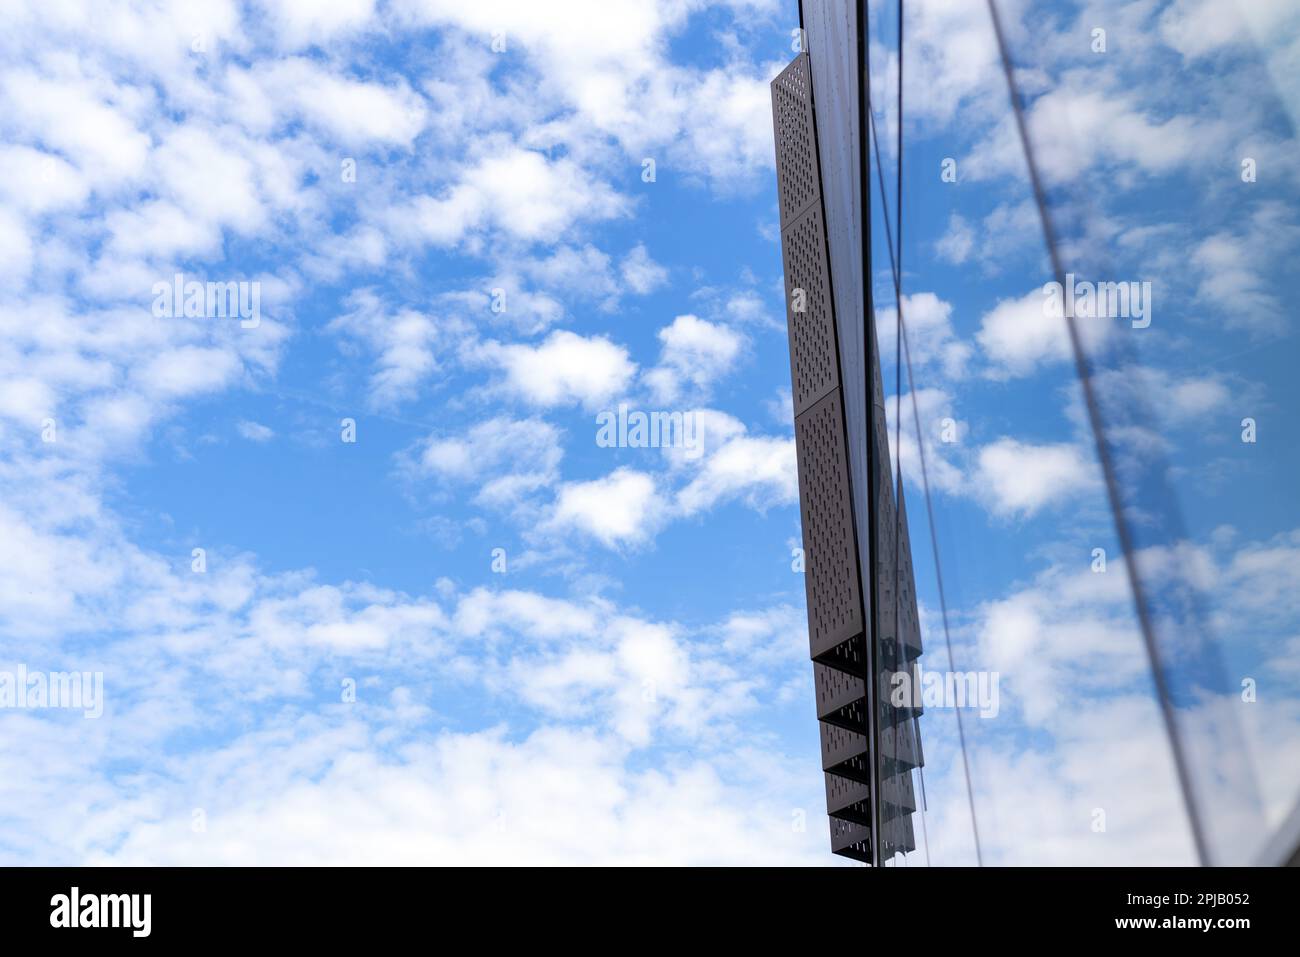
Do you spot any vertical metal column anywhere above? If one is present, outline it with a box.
[773,25,925,863]
[772,51,874,863]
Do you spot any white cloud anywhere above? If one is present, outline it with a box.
[866,0,1006,145]
[0,209,33,285]
[545,467,662,548]
[481,329,636,410]
[401,145,630,247]
[238,58,427,146]
[414,416,563,507]
[132,346,243,400]
[963,72,1215,185]
[1092,366,1232,429]
[0,146,89,215]
[237,420,274,442]
[934,212,974,264]
[395,0,779,190]
[329,291,444,409]
[673,65,776,188]
[86,724,826,865]
[518,245,617,303]
[1188,204,1297,335]
[620,243,667,294]
[885,387,965,495]
[152,126,266,234]
[876,292,971,381]
[973,437,1098,518]
[675,433,795,516]
[0,374,55,421]
[451,587,602,642]
[644,314,743,403]
[1,68,151,186]
[258,0,377,49]
[933,201,1041,275]
[723,289,774,327]
[716,604,807,668]
[1158,0,1299,60]
[976,286,1112,378]
[504,616,696,745]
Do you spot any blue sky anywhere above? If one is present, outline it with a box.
[0,0,1296,865]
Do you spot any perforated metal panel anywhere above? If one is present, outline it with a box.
[881,770,917,819]
[829,818,872,863]
[814,661,866,727]
[781,205,840,416]
[818,631,867,677]
[878,663,922,725]
[820,721,870,782]
[879,717,921,771]
[795,390,863,660]
[770,54,820,227]
[880,809,916,857]
[825,772,871,825]
[873,404,924,662]
[894,491,924,661]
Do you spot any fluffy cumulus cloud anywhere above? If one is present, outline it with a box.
[644,314,744,403]
[414,415,564,506]
[0,0,840,867]
[675,429,796,515]
[974,286,1115,377]
[620,243,668,295]
[258,0,379,50]
[884,387,965,496]
[329,291,446,409]
[974,437,1098,518]
[393,0,781,190]
[876,292,971,382]
[479,330,637,410]
[90,724,827,865]
[403,145,631,246]
[544,467,664,548]
[0,458,833,864]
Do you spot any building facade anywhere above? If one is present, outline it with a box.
[771,1,924,865]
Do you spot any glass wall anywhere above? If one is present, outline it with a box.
[862,0,1298,865]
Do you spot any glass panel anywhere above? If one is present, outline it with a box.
[993,0,1299,865]
[869,0,1212,864]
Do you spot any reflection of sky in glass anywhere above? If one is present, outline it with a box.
[867,0,1299,865]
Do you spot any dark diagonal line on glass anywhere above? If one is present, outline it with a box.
[985,0,1210,866]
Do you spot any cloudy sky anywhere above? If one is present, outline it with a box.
[0,0,1296,865]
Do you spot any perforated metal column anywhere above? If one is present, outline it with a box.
[773,52,874,865]
[773,45,924,864]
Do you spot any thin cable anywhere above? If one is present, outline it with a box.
[917,764,932,866]
[856,0,887,869]
[984,0,1210,866]
[892,0,907,871]
[865,21,984,868]
[892,0,929,873]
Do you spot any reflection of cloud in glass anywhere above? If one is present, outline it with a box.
[869,0,1300,864]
